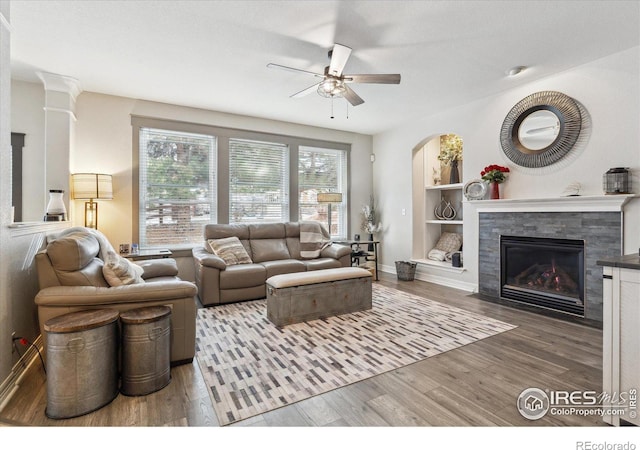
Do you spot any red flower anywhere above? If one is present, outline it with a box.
[481,164,510,183]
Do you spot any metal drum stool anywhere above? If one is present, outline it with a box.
[120,305,171,396]
[44,309,119,419]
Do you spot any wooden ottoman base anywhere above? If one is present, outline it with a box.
[266,267,373,327]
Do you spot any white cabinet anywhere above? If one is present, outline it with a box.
[601,265,640,426]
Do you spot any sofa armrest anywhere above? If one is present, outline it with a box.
[192,246,227,270]
[35,280,197,307]
[321,243,352,260]
[136,258,179,279]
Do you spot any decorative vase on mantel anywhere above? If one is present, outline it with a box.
[449,160,460,185]
[490,182,501,200]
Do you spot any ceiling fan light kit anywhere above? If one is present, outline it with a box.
[268,43,401,117]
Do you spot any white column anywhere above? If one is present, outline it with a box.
[37,71,82,218]
[0,0,13,391]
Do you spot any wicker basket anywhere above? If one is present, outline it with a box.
[395,261,417,281]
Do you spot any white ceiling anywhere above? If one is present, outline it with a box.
[9,0,640,135]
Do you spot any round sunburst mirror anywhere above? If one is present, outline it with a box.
[500,91,583,168]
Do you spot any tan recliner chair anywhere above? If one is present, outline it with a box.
[35,227,198,365]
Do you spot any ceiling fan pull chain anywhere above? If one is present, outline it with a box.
[330,96,335,119]
[346,100,349,119]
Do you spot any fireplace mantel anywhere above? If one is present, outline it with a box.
[466,194,636,213]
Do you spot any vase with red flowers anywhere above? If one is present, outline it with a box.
[480,164,510,199]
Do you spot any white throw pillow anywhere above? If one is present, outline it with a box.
[102,250,144,286]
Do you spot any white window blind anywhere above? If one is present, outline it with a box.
[139,128,216,248]
[299,146,348,238]
[229,138,289,223]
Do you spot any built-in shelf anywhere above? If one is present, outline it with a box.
[412,258,466,273]
[426,219,463,225]
[425,183,464,191]
[8,221,70,237]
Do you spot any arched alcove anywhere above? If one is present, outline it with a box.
[411,133,464,268]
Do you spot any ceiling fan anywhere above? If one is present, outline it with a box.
[267,43,401,107]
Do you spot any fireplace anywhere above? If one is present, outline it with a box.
[477,202,627,324]
[500,235,585,317]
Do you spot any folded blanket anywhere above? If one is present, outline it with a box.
[299,221,332,259]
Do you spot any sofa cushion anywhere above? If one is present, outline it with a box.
[205,223,250,240]
[54,258,110,287]
[250,239,291,263]
[103,250,145,286]
[219,264,266,289]
[260,259,306,278]
[208,237,253,265]
[136,258,179,279]
[302,258,343,271]
[47,231,100,271]
[249,222,286,239]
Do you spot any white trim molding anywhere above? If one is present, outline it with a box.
[466,194,637,213]
[379,263,476,292]
[42,106,78,122]
[36,71,82,101]
[0,335,44,413]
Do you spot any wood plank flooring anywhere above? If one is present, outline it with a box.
[0,273,605,427]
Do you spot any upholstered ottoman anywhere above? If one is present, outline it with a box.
[266,267,372,326]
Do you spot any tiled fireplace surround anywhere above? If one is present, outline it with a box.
[476,196,634,324]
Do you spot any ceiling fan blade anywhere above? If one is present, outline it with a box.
[344,74,401,84]
[328,43,352,77]
[267,63,324,78]
[343,85,364,106]
[291,82,321,98]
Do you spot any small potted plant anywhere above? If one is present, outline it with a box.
[480,164,510,199]
[437,134,463,184]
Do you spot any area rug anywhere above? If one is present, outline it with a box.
[195,284,516,425]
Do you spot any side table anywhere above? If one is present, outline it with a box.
[120,306,172,396]
[123,248,172,261]
[335,240,380,281]
[44,309,119,419]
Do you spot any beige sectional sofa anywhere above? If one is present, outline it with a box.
[192,222,352,306]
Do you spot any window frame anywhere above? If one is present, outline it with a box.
[132,116,351,247]
[298,146,348,238]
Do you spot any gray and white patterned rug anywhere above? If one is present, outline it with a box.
[195,284,515,425]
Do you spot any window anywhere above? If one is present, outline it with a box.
[299,146,348,237]
[229,138,289,223]
[134,116,350,247]
[139,128,216,248]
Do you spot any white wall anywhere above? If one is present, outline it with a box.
[73,93,374,248]
[0,0,13,389]
[373,47,640,290]
[10,80,45,222]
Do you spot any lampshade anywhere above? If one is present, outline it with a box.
[316,192,343,203]
[71,173,113,200]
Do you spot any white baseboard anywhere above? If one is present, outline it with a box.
[379,264,477,292]
[0,336,44,413]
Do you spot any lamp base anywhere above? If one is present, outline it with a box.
[85,200,98,229]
